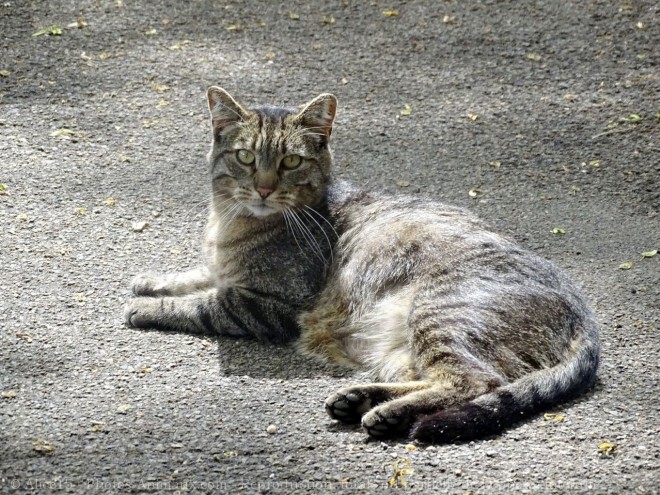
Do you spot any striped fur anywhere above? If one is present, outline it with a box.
[125,88,600,443]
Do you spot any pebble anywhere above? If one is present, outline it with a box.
[266,424,277,434]
[131,221,149,232]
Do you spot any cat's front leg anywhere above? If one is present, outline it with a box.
[131,267,213,297]
[124,286,300,342]
[124,289,223,335]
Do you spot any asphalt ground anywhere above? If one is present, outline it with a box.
[0,1,658,493]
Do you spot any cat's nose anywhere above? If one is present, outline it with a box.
[256,187,273,199]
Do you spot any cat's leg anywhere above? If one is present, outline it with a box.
[124,286,299,343]
[325,381,432,424]
[131,267,213,297]
[359,377,502,438]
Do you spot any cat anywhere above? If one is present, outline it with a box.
[124,87,600,443]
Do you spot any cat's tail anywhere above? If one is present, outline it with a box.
[409,321,600,443]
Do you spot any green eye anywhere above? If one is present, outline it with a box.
[236,149,255,165]
[282,154,302,169]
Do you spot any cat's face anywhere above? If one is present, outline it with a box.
[206,87,337,217]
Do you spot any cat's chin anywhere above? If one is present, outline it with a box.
[245,203,280,218]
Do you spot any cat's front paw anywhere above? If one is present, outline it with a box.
[124,299,160,328]
[130,272,167,296]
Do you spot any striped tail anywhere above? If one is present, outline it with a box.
[410,323,600,443]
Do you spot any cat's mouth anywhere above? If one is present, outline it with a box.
[244,201,280,217]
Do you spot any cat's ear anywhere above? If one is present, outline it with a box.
[293,93,337,138]
[207,86,248,135]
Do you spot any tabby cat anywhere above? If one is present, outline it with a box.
[124,88,599,442]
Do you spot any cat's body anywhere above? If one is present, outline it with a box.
[125,88,599,442]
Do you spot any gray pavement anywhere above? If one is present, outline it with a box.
[1,1,658,493]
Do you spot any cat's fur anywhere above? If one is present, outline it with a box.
[124,88,599,443]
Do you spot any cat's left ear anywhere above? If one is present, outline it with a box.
[293,93,337,138]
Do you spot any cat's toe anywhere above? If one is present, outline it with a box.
[325,389,373,424]
[362,408,410,439]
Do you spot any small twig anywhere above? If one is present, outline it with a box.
[591,126,635,140]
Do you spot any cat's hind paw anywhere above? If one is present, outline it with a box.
[361,406,411,439]
[325,389,373,424]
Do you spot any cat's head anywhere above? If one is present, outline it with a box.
[206,87,337,218]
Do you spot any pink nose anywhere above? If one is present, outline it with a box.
[256,187,273,199]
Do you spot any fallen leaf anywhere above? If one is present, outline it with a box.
[400,104,412,116]
[91,421,105,432]
[322,14,336,25]
[396,180,410,188]
[33,439,55,455]
[552,227,565,235]
[138,367,152,374]
[151,82,169,92]
[17,213,29,221]
[570,185,581,194]
[404,444,417,451]
[33,25,63,36]
[105,197,116,206]
[468,188,482,198]
[2,390,17,399]
[76,293,86,303]
[288,12,300,20]
[598,440,617,456]
[144,28,158,35]
[641,250,657,258]
[526,53,542,61]
[16,332,34,342]
[0,183,6,191]
[543,412,566,422]
[382,9,399,17]
[489,161,501,169]
[443,15,455,23]
[74,207,86,217]
[116,404,133,414]
[50,128,75,138]
[588,160,600,167]
[158,98,170,106]
[67,16,87,29]
[467,113,479,121]
[0,70,10,77]
[223,451,238,458]
[618,261,633,270]
[627,114,642,122]
[225,23,243,31]
[388,458,413,488]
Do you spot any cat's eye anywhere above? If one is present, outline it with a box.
[236,149,255,165]
[281,154,302,170]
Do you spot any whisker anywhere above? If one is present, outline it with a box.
[289,209,327,264]
[300,207,334,264]
[283,209,309,259]
[302,205,340,240]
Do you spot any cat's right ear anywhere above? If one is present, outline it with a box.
[207,87,247,135]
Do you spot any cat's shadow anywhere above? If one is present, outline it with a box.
[214,335,350,380]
